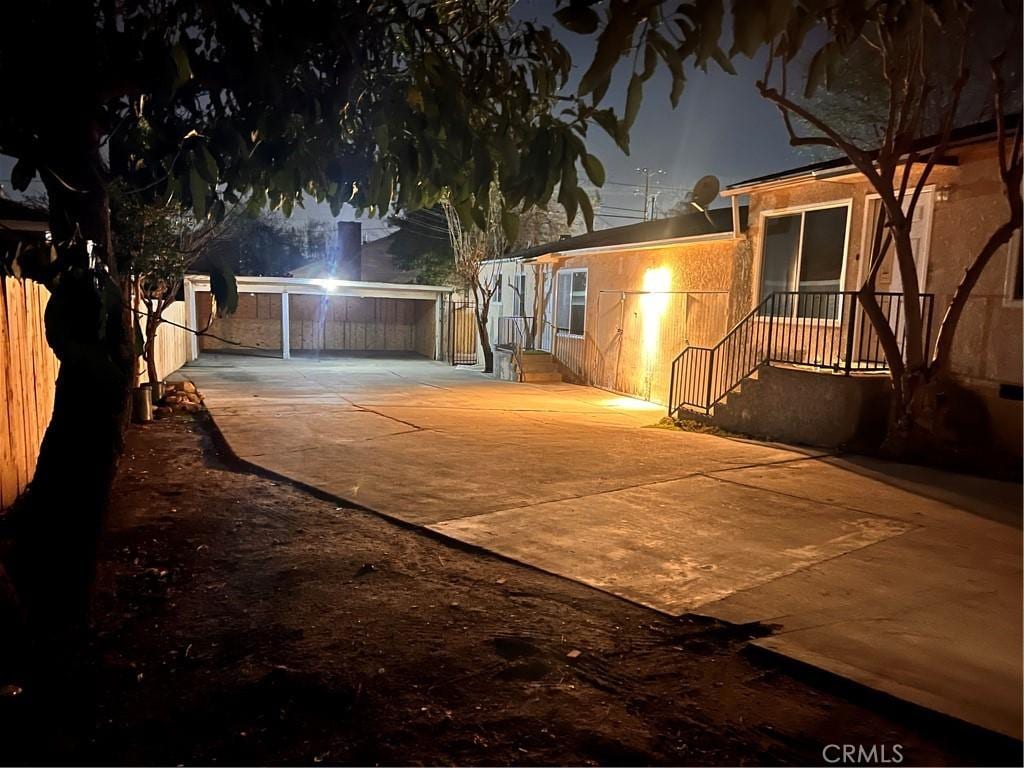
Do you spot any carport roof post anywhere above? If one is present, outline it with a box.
[183,274,454,361]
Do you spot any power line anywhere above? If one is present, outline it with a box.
[595,212,645,221]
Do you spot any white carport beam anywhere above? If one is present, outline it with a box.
[281,291,290,360]
[184,279,199,361]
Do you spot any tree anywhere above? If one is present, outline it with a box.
[199,213,309,278]
[0,0,627,656]
[388,208,457,285]
[110,187,232,387]
[443,187,509,373]
[559,0,1022,460]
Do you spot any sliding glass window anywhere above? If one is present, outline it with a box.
[759,205,849,319]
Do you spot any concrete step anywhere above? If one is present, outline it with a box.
[519,361,559,373]
[521,370,563,383]
[518,354,558,372]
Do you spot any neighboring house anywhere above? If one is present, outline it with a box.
[481,119,1022,457]
[291,223,420,284]
[0,197,49,256]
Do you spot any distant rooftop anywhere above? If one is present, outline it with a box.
[0,197,48,223]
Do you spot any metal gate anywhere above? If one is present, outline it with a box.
[448,300,478,366]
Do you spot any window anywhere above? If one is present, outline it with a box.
[556,268,587,335]
[759,204,849,318]
[494,274,502,304]
[514,273,527,316]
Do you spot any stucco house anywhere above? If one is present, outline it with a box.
[481,119,1022,458]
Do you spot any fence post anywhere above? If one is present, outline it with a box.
[668,357,676,418]
[843,292,856,375]
[764,295,775,364]
[705,348,715,413]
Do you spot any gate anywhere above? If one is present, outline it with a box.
[448,300,478,366]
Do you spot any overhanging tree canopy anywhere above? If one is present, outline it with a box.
[0,0,628,639]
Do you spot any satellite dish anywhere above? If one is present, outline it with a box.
[689,175,720,212]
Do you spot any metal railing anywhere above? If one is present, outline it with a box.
[668,291,934,417]
[494,315,538,382]
[495,315,536,352]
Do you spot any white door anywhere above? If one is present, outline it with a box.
[860,187,935,357]
[861,187,934,293]
[541,266,554,352]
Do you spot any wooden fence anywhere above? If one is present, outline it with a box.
[1,281,191,510]
[138,301,190,384]
[1,275,59,510]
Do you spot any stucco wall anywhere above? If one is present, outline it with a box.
[483,258,540,348]
[550,235,744,404]
[197,292,436,356]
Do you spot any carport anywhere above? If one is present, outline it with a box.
[183,275,453,362]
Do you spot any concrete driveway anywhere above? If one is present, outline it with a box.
[183,352,1022,739]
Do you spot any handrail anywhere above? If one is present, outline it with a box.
[668,291,934,418]
[494,315,536,381]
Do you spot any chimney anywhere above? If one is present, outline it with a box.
[336,221,362,280]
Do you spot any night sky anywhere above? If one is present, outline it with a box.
[511,0,805,227]
[0,3,806,238]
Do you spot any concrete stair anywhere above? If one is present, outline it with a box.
[675,364,890,449]
[516,351,563,384]
[676,369,760,421]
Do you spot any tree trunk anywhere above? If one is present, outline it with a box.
[145,316,160,386]
[477,315,494,373]
[5,138,134,651]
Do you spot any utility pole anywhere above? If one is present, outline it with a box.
[635,167,665,221]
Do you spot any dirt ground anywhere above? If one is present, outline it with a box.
[2,408,1019,766]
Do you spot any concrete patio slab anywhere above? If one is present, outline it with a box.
[429,474,915,614]
[182,353,1023,739]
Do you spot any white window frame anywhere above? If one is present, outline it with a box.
[754,199,853,324]
[555,267,588,338]
[514,272,527,316]
[1003,228,1023,307]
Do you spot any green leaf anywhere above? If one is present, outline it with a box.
[624,73,642,129]
[10,159,35,192]
[578,13,633,97]
[195,143,219,184]
[554,5,600,35]
[581,153,605,186]
[209,260,238,317]
[591,72,612,106]
[591,109,628,153]
[731,0,768,58]
[711,47,736,76]
[189,167,208,220]
[575,188,594,232]
[669,73,685,108]
[501,209,520,243]
[170,44,192,89]
[641,43,658,81]
[648,31,685,107]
